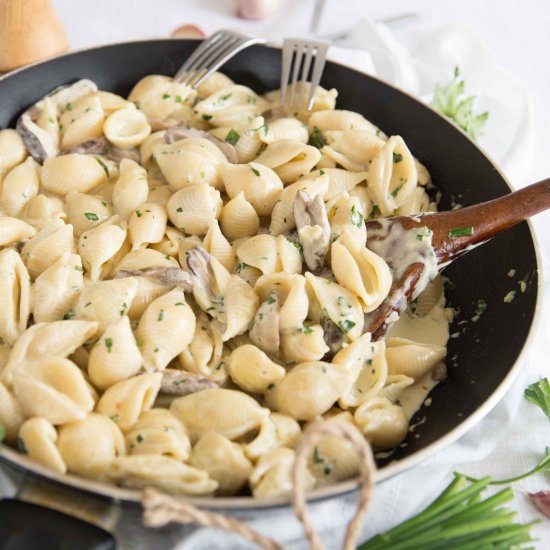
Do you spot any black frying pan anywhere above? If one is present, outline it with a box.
[0,39,541,548]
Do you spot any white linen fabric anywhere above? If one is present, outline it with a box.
[2,2,549,546]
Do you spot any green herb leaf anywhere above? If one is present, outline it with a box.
[175,95,183,103]
[350,204,364,228]
[225,128,240,145]
[176,207,183,213]
[475,298,487,316]
[267,291,277,305]
[105,337,113,353]
[309,126,324,149]
[66,102,73,111]
[74,265,83,272]
[158,309,165,321]
[84,212,99,221]
[393,152,403,163]
[338,319,356,333]
[162,93,171,100]
[432,66,489,141]
[448,226,474,238]
[202,114,213,121]
[250,166,261,177]
[302,325,314,335]
[135,210,142,218]
[312,446,324,464]
[525,378,550,421]
[0,425,5,444]
[95,156,109,177]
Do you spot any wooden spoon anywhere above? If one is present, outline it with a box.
[363,177,550,340]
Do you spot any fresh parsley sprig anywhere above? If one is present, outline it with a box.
[524,378,550,421]
[432,67,489,141]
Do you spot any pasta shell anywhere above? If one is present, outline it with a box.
[196,72,235,98]
[1,320,98,386]
[0,129,27,173]
[60,95,104,149]
[255,273,308,331]
[18,417,66,473]
[269,174,329,235]
[228,344,285,393]
[305,272,364,341]
[149,226,185,257]
[114,248,178,273]
[219,162,283,217]
[156,137,225,190]
[303,168,368,200]
[23,194,66,229]
[41,154,107,195]
[96,372,162,431]
[190,432,252,495]
[112,159,149,220]
[21,221,75,280]
[136,288,196,371]
[0,382,25,443]
[321,130,385,171]
[79,216,127,281]
[74,277,138,332]
[378,374,415,403]
[413,276,443,317]
[125,409,190,461]
[219,191,259,241]
[32,253,83,322]
[385,337,446,380]
[0,249,31,345]
[280,324,329,363]
[128,202,167,250]
[0,217,35,246]
[266,361,350,420]
[367,135,418,216]
[167,184,222,236]
[58,413,126,480]
[170,388,269,441]
[271,413,301,448]
[276,235,302,274]
[94,90,136,114]
[12,357,96,424]
[237,234,279,274]
[327,194,367,249]
[354,396,409,448]
[261,117,308,144]
[331,231,392,313]
[249,447,315,499]
[65,192,113,237]
[88,316,143,390]
[203,220,235,271]
[396,186,432,216]
[140,130,166,166]
[1,157,40,217]
[104,107,151,148]
[308,110,380,134]
[108,454,217,495]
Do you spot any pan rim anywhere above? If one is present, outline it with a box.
[0,38,543,511]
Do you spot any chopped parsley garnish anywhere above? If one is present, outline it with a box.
[158,309,165,321]
[339,319,356,333]
[135,210,142,217]
[175,302,185,306]
[136,338,144,347]
[393,152,403,163]
[448,226,474,238]
[84,212,99,221]
[136,434,144,443]
[105,337,113,353]
[416,227,433,241]
[475,299,487,316]
[524,378,550,421]
[319,169,325,175]
[312,446,324,464]
[219,93,232,101]
[176,207,183,213]
[369,203,380,219]
[202,114,213,121]
[309,126,324,149]
[16,437,28,454]
[225,128,240,145]
[432,66,489,141]
[120,302,127,316]
[48,116,55,124]
[250,166,261,177]
[350,204,364,228]
[63,310,75,320]
[175,95,183,103]
[74,265,83,272]
[0,425,5,444]
[162,93,171,100]
[267,383,275,390]
[66,102,73,111]
[267,291,277,305]
[110,415,119,423]
[153,347,159,353]
[95,156,109,177]
[302,326,314,335]
[391,184,403,198]
[323,463,333,475]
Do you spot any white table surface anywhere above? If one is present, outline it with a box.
[19,0,550,545]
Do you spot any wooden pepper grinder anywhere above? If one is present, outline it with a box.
[0,0,68,72]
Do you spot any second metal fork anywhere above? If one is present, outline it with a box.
[280,38,330,111]
[175,29,266,88]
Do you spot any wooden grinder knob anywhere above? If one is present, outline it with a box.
[0,0,68,72]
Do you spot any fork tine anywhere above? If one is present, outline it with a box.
[287,43,305,110]
[175,30,226,79]
[306,41,329,110]
[176,33,234,83]
[297,44,314,111]
[180,35,238,86]
[280,41,294,105]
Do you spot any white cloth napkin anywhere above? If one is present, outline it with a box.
[2,14,548,548]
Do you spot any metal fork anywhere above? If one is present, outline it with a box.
[175,29,266,88]
[280,38,330,111]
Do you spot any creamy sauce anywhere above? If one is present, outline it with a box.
[367,218,439,301]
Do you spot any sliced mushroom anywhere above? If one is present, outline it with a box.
[62,136,109,156]
[186,246,219,303]
[115,267,193,292]
[249,290,280,356]
[107,144,141,164]
[160,368,218,396]
[164,125,238,163]
[16,114,58,164]
[321,316,345,357]
[294,190,330,272]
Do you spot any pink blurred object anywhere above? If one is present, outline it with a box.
[171,24,206,38]
[236,0,286,20]
[529,491,550,519]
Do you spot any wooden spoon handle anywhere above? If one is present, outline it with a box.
[422,177,550,263]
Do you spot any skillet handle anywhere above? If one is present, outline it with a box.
[0,498,116,550]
